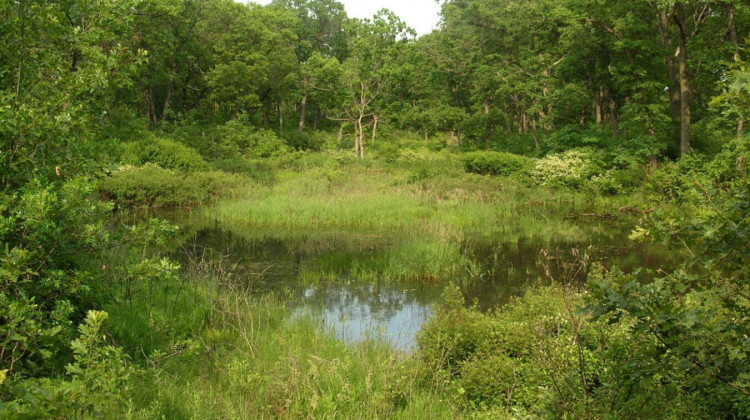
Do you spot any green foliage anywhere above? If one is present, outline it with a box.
[218,119,289,159]
[587,141,750,417]
[532,149,603,189]
[0,180,112,377]
[462,151,534,177]
[123,135,207,171]
[99,164,241,207]
[1,311,132,419]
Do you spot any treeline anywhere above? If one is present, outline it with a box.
[80,0,750,159]
[6,0,747,171]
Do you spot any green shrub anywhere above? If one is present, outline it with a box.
[99,164,240,207]
[1,311,133,419]
[532,149,602,188]
[123,135,207,171]
[462,151,534,177]
[218,119,288,159]
[459,353,516,405]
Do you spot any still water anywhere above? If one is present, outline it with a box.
[172,217,679,351]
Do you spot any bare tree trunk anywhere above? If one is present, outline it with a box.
[278,97,284,136]
[609,97,618,137]
[338,123,344,142]
[674,5,691,156]
[145,87,157,127]
[371,114,379,144]
[728,4,743,141]
[531,118,540,150]
[657,9,683,151]
[484,100,491,149]
[595,87,603,124]
[298,95,307,133]
[355,117,364,159]
[457,130,461,146]
[160,61,177,127]
[15,0,25,102]
[425,130,429,142]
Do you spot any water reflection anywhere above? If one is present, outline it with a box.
[173,219,680,351]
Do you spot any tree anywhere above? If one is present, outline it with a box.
[333,10,413,158]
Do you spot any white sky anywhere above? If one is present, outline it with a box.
[248,0,442,36]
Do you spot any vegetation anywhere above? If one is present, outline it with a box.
[1,0,748,418]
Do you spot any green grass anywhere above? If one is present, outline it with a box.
[101,145,652,419]
[201,155,642,283]
[104,251,460,419]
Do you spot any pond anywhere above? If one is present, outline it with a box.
[168,213,681,351]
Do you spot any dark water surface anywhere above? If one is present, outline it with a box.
[168,215,680,351]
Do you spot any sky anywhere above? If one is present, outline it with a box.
[249,0,442,36]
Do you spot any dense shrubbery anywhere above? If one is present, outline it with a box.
[99,164,242,207]
[462,151,534,177]
[218,119,288,159]
[123,136,207,171]
[531,149,604,188]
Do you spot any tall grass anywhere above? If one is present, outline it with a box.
[104,244,460,419]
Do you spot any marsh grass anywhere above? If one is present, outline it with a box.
[202,154,638,283]
[104,244,460,419]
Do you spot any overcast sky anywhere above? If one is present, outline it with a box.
[248,0,442,36]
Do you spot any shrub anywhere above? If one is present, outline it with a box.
[123,135,207,171]
[218,119,288,159]
[462,151,534,177]
[532,149,602,188]
[99,164,240,207]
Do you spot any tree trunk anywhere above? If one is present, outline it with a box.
[372,114,379,144]
[298,95,307,133]
[594,87,603,124]
[160,62,177,127]
[531,118,540,150]
[609,97,618,137]
[278,97,284,136]
[355,117,364,159]
[728,4,743,140]
[145,87,157,127]
[657,9,683,152]
[338,123,344,142]
[674,5,691,156]
[484,100,491,149]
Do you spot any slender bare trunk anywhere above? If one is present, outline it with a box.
[595,87,603,124]
[674,5,691,156]
[371,114,379,144]
[657,9,682,151]
[531,118,540,150]
[728,5,743,140]
[338,123,344,142]
[161,62,177,126]
[15,1,25,102]
[484,100,491,149]
[145,87,157,126]
[298,95,307,133]
[278,97,284,136]
[609,97,618,137]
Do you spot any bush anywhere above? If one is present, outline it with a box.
[123,135,207,171]
[462,151,534,177]
[532,149,603,188]
[218,119,288,159]
[99,164,241,207]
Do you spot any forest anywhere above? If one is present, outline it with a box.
[1,0,749,418]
